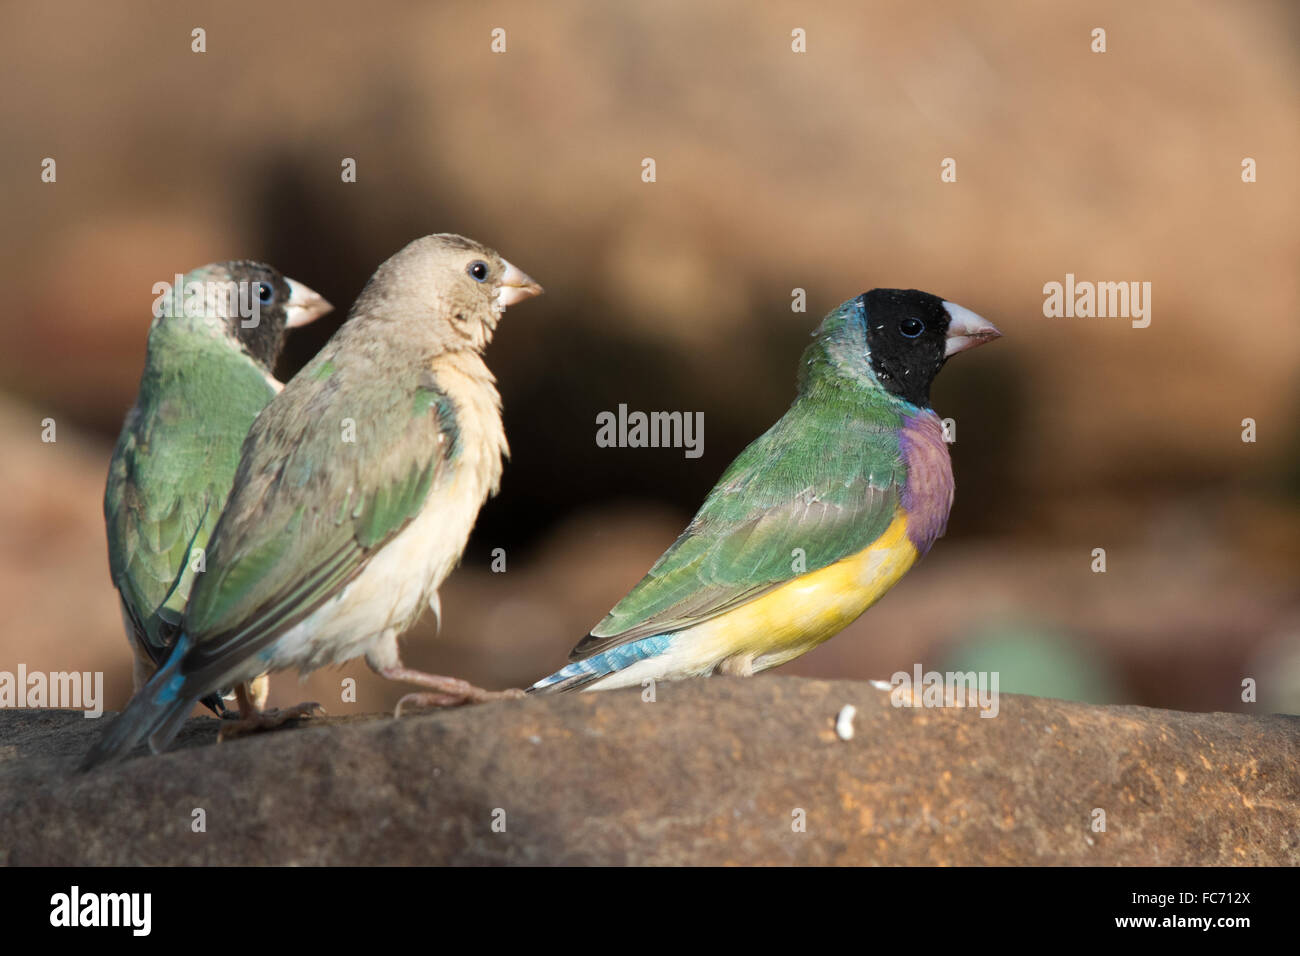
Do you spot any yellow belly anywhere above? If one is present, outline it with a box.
[685,512,919,673]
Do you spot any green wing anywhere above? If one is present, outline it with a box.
[104,328,277,664]
[179,353,458,688]
[572,394,907,659]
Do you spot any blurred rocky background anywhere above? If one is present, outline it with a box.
[0,0,1296,718]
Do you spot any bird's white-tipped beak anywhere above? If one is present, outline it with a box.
[284,278,333,328]
[943,300,1002,356]
[496,258,544,308]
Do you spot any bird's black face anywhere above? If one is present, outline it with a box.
[861,289,952,408]
[227,262,291,370]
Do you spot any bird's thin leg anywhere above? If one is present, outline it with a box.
[375,663,524,717]
[217,683,324,741]
[246,674,271,711]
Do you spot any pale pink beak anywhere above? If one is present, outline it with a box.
[284,278,333,328]
[943,301,1002,356]
[497,258,544,308]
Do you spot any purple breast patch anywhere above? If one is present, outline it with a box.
[898,410,955,555]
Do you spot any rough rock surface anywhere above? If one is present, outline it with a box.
[1,677,1296,865]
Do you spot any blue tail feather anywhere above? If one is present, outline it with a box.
[528,634,672,694]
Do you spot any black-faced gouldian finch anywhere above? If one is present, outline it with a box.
[105,261,331,716]
[84,235,541,768]
[530,289,1000,693]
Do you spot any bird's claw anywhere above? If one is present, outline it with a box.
[393,686,525,717]
[217,701,324,741]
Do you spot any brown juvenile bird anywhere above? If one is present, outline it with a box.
[85,235,541,767]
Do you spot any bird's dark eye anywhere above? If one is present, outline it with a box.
[257,282,274,305]
[468,260,490,282]
[899,317,925,338]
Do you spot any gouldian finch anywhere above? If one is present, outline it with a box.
[105,261,331,715]
[84,235,541,768]
[530,289,1001,693]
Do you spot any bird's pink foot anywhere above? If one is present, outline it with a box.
[394,688,524,717]
[378,665,524,717]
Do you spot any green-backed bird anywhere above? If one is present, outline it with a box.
[84,235,541,768]
[530,289,1001,693]
[105,261,331,715]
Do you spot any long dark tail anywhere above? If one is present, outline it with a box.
[81,636,201,771]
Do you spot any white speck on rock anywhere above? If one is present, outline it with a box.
[868,680,891,692]
[835,704,857,741]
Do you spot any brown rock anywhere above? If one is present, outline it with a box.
[1,677,1296,865]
